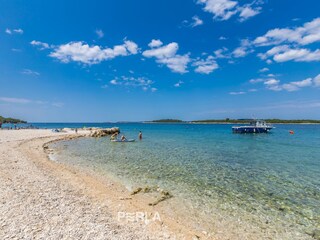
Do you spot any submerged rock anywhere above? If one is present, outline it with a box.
[89,127,120,138]
[311,229,320,240]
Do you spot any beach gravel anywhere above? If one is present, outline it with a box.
[0,130,176,240]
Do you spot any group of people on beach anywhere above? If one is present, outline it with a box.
[110,131,142,141]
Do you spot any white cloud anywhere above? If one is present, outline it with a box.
[95,29,104,38]
[174,81,184,87]
[49,40,139,64]
[219,36,227,40]
[232,39,253,58]
[258,45,320,63]
[214,47,230,59]
[249,78,264,84]
[110,79,119,85]
[259,67,269,73]
[21,69,40,76]
[238,5,261,22]
[229,91,246,95]
[233,47,248,57]
[314,74,320,86]
[193,55,218,74]
[5,28,23,35]
[143,41,190,73]
[197,0,238,21]
[197,0,263,21]
[109,76,156,91]
[13,28,23,34]
[191,15,204,27]
[148,39,163,48]
[253,18,320,46]
[251,74,319,92]
[281,78,313,92]
[0,97,31,104]
[264,78,280,86]
[30,40,50,50]
[273,48,320,62]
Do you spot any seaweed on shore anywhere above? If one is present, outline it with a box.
[130,186,173,206]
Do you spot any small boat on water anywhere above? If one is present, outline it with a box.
[232,120,274,133]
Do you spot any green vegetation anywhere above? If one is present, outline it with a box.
[191,118,320,124]
[150,119,184,123]
[149,118,320,124]
[0,115,27,123]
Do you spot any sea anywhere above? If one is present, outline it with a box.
[13,122,320,239]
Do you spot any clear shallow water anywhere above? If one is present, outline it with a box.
[50,123,320,238]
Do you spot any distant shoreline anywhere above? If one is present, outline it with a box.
[145,121,320,125]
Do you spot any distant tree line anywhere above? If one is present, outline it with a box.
[150,118,320,124]
[150,119,184,123]
[0,115,27,123]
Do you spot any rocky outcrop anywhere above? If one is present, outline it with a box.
[89,127,120,138]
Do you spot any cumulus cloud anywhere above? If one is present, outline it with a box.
[49,40,139,64]
[250,74,320,92]
[5,28,23,35]
[197,0,263,22]
[258,45,320,63]
[109,76,156,91]
[253,18,320,46]
[193,55,218,74]
[148,39,163,48]
[248,18,320,64]
[143,41,190,73]
[30,40,50,50]
[238,5,261,22]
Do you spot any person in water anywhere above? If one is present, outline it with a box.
[110,132,118,140]
[121,135,127,141]
[138,131,142,140]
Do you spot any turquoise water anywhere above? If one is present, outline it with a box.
[51,123,320,239]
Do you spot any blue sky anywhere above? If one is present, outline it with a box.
[1,0,320,122]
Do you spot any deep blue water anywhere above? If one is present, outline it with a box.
[48,123,319,238]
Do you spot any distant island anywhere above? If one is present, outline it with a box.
[148,119,184,123]
[0,115,27,124]
[148,118,320,124]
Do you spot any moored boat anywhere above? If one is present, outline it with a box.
[232,120,274,133]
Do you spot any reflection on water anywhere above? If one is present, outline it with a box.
[51,123,320,239]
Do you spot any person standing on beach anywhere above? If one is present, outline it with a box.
[138,131,142,140]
